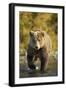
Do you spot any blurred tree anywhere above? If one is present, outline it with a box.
[19,12,58,51]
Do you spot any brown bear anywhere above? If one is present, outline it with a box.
[27,30,52,72]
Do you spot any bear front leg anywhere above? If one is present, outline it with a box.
[40,57,48,73]
[39,48,48,73]
[27,55,36,70]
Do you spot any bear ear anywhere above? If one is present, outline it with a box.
[41,31,44,37]
[30,31,34,36]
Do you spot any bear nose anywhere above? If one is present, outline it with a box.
[35,46,38,49]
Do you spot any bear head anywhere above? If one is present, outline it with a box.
[29,30,45,50]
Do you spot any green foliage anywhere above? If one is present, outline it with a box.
[19,12,58,51]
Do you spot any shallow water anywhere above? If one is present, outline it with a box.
[19,54,57,78]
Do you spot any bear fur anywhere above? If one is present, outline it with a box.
[27,30,52,72]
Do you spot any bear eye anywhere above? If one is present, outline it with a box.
[38,38,41,41]
[32,38,36,43]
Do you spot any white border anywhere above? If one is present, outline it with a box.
[15,6,63,84]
